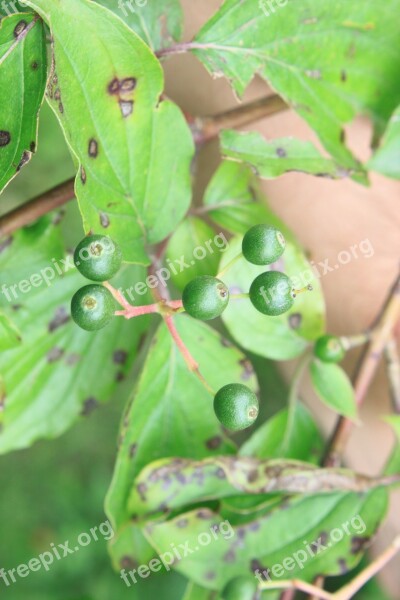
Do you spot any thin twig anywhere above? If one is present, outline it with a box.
[324,272,400,467]
[384,337,400,414]
[0,178,75,237]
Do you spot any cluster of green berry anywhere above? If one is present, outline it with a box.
[71,235,122,331]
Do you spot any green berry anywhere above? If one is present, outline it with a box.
[242,224,286,266]
[314,335,346,363]
[182,276,229,321]
[74,234,122,282]
[222,576,259,600]
[249,271,294,316]
[71,285,115,331]
[214,384,259,431]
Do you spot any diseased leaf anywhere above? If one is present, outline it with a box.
[192,0,400,175]
[183,582,217,600]
[240,404,324,463]
[0,13,47,192]
[96,0,183,51]
[146,490,388,589]
[0,218,150,453]
[130,455,393,519]
[310,359,357,419]
[165,217,225,292]
[25,0,194,264]
[220,236,325,361]
[221,130,348,179]
[106,316,257,565]
[368,105,400,179]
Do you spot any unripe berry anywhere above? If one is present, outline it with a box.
[182,276,229,321]
[214,384,259,431]
[222,576,259,600]
[314,335,346,363]
[242,224,286,266]
[71,285,115,331]
[249,271,294,316]
[74,234,122,282]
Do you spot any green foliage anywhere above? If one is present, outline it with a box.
[96,0,183,51]
[0,13,47,192]
[309,359,357,419]
[368,105,400,179]
[193,0,400,176]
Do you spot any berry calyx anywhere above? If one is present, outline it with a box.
[71,284,115,331]
[242,224,286,266]
[182,276,229,321]
[213,384,259,431]
[74,234,122,282]
[249,271,294,316]
[314,334,346,363]
[222,576,259,600]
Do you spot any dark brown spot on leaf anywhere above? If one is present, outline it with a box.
[220,337,232,348]
[196,509,212,520]
[47,347,64,363]
[80,166,86,185]
[120,100,134,118]
[88,139,98,158]
[14,20,27,38]
[0,131,11,147]
[276,147,287,158]
[351,536,370,554]
[58,102,64,114]
[338,558,348,574]
[30,141,36,152]
[48,306,70,333]
[341,70,347,82]
[176,518,188,528]
[129,443,137,458]
[108,78,120,94]
[247,469,259,483]
[100,212,110,228]
[115,371,125,382]
[17,151,31,172]
[113,349,128,365]
[120,77,137,92]
[31,61,39,71]
[289,313,302,329]
[215,468,226,479]
[137,483,147,502]
[65,353,80,366]
[223,549,236,563]
[206,436,222,450]
[81,397,99,417]
[120,556,138,570]
[204,571,216,580]
[54,89,61,101]
[240,358,254,381]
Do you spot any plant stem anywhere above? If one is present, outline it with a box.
[340,332,371,351]
[192,94,288,144]
[0,178,75,237]
[217,252,243,278]
[282,351,312,452]
[384,338,400,414]
[260,535,400,599]
[163,315,215,395]
[324,272,400,467]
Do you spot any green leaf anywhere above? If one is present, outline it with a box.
[368,105,400,179]
[145,489,388,589]
[203,161,280,237]
[240,404,324,463]
[0,219,150,453]
[384,416,400,476]
[106,317,257,564]
[95,0,183,51]
[0,13,47,192]
[25,0,194,264]
[165,217,226,292]
[309,359,357,419]
[130,455,391,519]
[220,236,325,360]
[0,312,21,351]
[192,0,400,175]
[183,582,217,600]
[221,130,348,179]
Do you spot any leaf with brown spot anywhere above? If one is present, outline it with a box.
[0,13,47,192]
[25,0,194,264]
